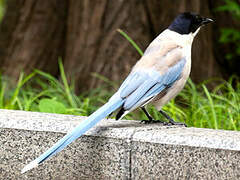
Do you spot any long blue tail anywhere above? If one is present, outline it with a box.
[21,97,124,173]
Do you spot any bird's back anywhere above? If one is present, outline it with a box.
[132,29,193,110]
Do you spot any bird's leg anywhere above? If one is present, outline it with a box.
[141,107,153,121]
[107,112,113,119]
[159,110,187,127]
[141,107,166,124]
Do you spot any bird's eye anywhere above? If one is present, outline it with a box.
[195,16,202,23]
[195,15,201,20]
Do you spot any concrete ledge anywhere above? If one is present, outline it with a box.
[1,109,240,179]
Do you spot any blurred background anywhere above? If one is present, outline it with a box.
[0,0,239,90]
[0,0,240,130]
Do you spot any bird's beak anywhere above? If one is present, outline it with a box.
[201,18,214,25]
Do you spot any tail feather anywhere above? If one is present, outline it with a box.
[21,98,124,173]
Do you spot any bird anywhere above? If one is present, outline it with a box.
[21,12,213,173]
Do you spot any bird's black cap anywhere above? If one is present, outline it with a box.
[168,12,213,35]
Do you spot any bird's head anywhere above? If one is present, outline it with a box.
[168,12,213,35]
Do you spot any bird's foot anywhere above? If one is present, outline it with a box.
[141,118,186,126]
[167,119,187,127]
[140,107,187,126]
[160,110,187,127]
[141,118,167,124]
[141,107,166,124]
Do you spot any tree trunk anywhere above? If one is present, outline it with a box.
[0,0,67,78]
[0,0,233,91]
[64,0,151,91]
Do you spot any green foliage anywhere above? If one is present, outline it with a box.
[216,0,240,60]
[117,29,144,56]
[0,0,6,22]
[39,98,66,114]
[216,0,240,17]
[134,78,240,131]
[1,66,240,130]
[175,78,240,131]
[0,59,109,116]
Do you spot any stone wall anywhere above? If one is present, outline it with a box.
[1,110,240,179]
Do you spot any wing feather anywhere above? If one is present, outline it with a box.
[116,40,186,112]
[120,58,186,110]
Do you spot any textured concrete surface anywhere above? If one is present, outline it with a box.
[1,109,240,179]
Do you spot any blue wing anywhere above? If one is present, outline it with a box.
[118,58,186,111]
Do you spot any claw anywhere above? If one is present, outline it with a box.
[169,120,187,127]
[140,119,166,124]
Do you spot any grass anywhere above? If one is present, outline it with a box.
[0,29,240,131]
[0,64,240,131]
[0,60,240,131]
[0,58,114,116]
